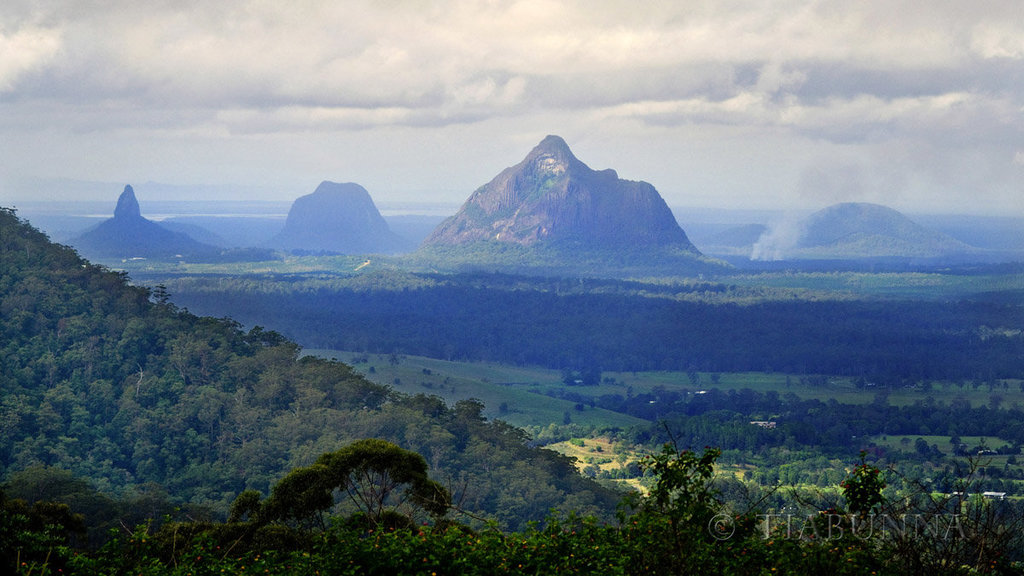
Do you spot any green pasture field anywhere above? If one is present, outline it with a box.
[309,350,1024,431]
[871,435,1014,456]
[724,270,1023,301]
[308,350,648,429]
[118,253,1022,304]
[870,434,1024,490]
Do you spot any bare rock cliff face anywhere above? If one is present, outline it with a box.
[424,136,698,252]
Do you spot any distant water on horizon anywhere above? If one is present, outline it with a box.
[12,199,460,220]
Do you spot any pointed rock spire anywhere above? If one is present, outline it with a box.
[71,184,217,259]
[113,185,142,220]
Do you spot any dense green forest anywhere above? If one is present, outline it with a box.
[0,208,618,534]
[154,270,1023,382]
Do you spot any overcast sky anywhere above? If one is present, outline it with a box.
[1,1,1021,215]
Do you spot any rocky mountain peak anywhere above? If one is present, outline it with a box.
[523,135,607,180]
[71,185,216,260]
[530,134,575,161]
[535,134,571,153]
[423,136,696,252]
[113,185,141,220]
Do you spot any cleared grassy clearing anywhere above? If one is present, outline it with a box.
[869,434,1024,494]
[547,437,630,472]
[309,350,647,429]
[725,270,1022,301]
[309,350,1024,432]
[871,435,1014,456]
[545,437,645,491]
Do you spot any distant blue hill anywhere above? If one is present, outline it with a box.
[751,202,977,262]
[71,185,219,260]
[267,181,412,254]
[159,220,229,247]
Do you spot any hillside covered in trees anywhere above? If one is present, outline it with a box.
[0,208,618,532]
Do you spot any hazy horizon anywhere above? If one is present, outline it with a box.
[13,185,1024,222]
[1,2,1022,217]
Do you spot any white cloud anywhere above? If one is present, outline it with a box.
[11,2,1014,105]
[971,20,1024,59]
[591,90,1008,142]
[216,105,417,133]
[0,26,61,91]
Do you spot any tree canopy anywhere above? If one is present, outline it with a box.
[0,208,618,531]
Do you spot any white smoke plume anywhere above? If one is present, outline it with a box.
[750,214,806,261]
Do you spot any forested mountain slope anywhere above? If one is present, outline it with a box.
[0,208,617,529]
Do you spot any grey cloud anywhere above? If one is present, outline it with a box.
[798,164,868,205]
[523,63,741,109]
[1,1,1022,216]
[792,58,1024,102]
[7,2,1023,129]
